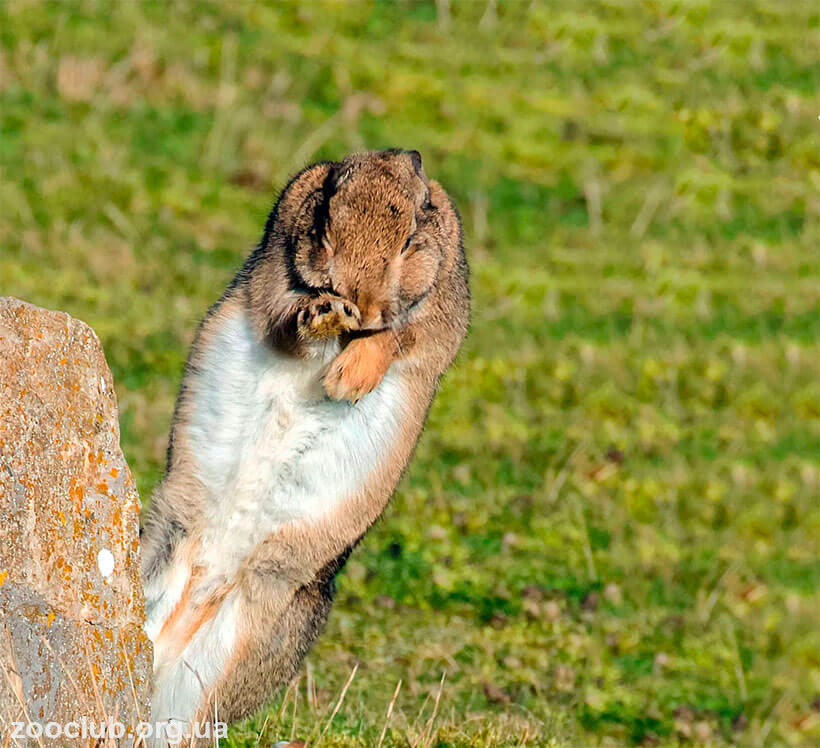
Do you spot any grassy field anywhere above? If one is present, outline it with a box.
[2,1,819,745]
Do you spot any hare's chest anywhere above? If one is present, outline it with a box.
[184,310,404,564]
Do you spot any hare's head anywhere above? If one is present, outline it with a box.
[276,149,454,330]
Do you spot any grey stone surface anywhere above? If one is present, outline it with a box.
[0,297,151,744]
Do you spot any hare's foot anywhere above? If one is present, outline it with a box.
[324,334,392,403]
[297,294,360,340]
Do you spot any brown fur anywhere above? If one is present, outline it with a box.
[141,149,469,731]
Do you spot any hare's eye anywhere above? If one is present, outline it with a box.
[401,235,414,254]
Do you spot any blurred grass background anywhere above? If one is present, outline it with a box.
[2,1,819,745]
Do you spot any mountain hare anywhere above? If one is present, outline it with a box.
[140,149,469,739]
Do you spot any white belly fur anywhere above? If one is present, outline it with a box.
[146,307,406,729]
[190,308,406,578]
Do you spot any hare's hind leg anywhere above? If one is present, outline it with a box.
[201,576,335,727]
[148,586,240,746]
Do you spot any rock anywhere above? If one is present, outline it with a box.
[0,298,151,743]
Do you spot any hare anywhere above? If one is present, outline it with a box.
[140,149,469,740]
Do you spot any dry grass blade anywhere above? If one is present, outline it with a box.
[699,561,740,624]
[290,673,300,742]
[1,711,25,748]
[82,639,118,747]
[203,33,237,169]
[572,494,598,581]
[407,690,432,748]
[212,688,220,748]
[288,111,342,176]
[726,620,748,702]
[278,678,297,725]
[306,661,316,713]
[546,440,587,506]
[254,713,270,747]
[315,661,359,746]
[0,660,43,748]
[479,0,498,29]
[435,0,450,31]
[180,656,215,746]
[82,639,106,716]
[421,673,446,748]
[39,634,93,716]
[756,695,785,748]
[630,183,665,238]
[584,176,602,234]
[119,634,143,725]
[2,629,44,748]
[376,679,402,748]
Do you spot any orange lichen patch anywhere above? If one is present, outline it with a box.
[69,479,84,506]
[57,510,67,525]
[0,569,8,586]
[109,467,119,478]
[47,611,55,627]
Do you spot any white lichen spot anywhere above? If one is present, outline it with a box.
[97,548,115,579]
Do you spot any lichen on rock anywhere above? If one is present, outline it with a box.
[0,297,151,744]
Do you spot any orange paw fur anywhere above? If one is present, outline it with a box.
[324,335,392,403]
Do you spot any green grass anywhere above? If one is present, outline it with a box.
[2,1,819,745]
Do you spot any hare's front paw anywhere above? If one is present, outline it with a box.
[297,294,360,340]
[324,335,391,403]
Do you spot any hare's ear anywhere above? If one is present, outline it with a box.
[274,162,339,245]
